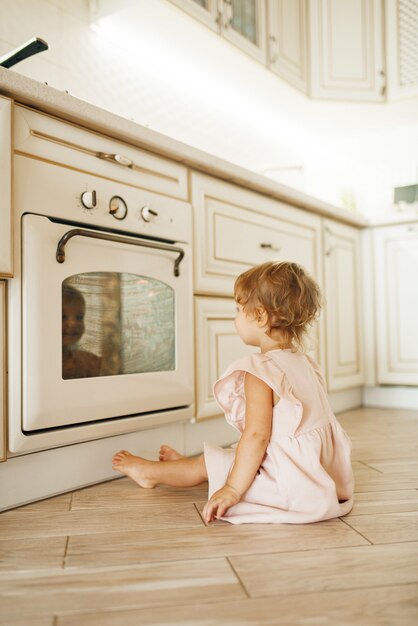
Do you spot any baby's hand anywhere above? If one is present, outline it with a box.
[203,484,241,524]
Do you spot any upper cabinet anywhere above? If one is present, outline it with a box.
[0,97,12,278]
[171,0,268,62]
[385,0,418,99]
[308,0,385,101]
[268,0,308,93]
[221,0,268,63]
[168,0,418,102]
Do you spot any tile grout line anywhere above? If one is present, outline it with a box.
[339,517,374,544]
[226,556,251,599]
[62,535,70,569]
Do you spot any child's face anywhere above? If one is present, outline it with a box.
[234,302,265,347]
[62,297,85,346]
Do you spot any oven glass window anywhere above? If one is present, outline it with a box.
[62,273,175,379]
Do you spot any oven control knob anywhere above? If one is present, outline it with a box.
[109,195,128,220]
[80,190,97,210]
[141,206,158,222]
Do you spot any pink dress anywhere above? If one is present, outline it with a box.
[204,349,354,524]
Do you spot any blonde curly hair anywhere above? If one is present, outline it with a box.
[234,261,324,353]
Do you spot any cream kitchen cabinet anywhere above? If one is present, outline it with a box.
[0,96,12,278]
[191,172,323,296]
[323,219,364,391]
[169,0,220,32]
[268,0,308,93]
[14,105,189,201]
[195,296,257,419]
[171,0,268,64]
[308,0,385,102]
[385,0,418,100]
[373,222,418,385]
[221,0,268,64]
[0,281,6,462]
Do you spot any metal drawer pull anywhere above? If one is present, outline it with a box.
[96,152,134,168]
[260,243,280,252]
[56,228,185,276]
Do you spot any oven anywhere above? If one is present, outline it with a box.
[9,151,194,454]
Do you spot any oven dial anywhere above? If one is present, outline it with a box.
[141,206,158,222]
[80,190,97,210]
[109,196,128,220]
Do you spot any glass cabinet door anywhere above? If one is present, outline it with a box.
[169,0,220,32]
[222,0,267,63]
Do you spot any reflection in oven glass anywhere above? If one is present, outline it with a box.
[62,272,175,380]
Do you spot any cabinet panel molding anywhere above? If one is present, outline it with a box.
[0,281,6,462]
[323,219,364,390]
[191,171,322,295]
[309,0,384,101]
[0,96,13,277]
[194,296,256,419]
[268,0,308,92]
[374,223,418,384]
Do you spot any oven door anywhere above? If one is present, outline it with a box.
[22,214,193,431]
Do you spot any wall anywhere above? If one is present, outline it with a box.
[1,0,418,219]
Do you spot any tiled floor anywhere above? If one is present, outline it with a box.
[1,407,418,625]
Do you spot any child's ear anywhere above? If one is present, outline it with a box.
[255,306,268,326]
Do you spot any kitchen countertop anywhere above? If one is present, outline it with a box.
[1,68,415,229]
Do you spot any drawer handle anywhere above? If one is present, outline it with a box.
[97,152,134,168]
[260,243,280,252]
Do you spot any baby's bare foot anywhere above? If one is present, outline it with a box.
[159,444,184,462]
[112,450,156,488]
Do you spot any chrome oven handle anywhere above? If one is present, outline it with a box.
[56,228,185,277]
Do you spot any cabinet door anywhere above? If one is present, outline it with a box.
[221,0,268,63]
[309,0,385,101]
[0,97,12,277]
[169,0,220,32]
[195,296,257,419]
[385,0,418,100]
[0,281,6,462]
[374,223,418,385]
[268,0,308,93]
[323,219,364,390]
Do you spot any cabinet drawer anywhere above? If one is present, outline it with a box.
[191,172,322,295]
[195,297,256,420]
[14,106,188,200]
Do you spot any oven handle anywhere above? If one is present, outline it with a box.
[56,228,185,276]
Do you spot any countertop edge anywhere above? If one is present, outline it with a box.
[0,68,375,228]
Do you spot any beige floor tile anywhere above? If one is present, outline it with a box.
[65,518,368,569]
[56,583,418,626]
[0,558,244,620]
[366,458,418,474]
[353,471,418,492]
[0,618,54,626]
[11,493,72,513]
[229,542,418,598]
[351,441,418,462]
[0,536,67,572]
[349,490,418,515]
[0,503,203,539]
[71,479,208,509]
[343,511,418,543]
